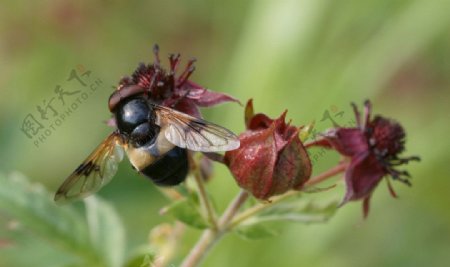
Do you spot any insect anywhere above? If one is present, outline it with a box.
[54,84,240,203]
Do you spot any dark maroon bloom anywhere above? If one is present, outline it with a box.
[116,45,239,118]
[314,100,420,217]
[224,100,312,200]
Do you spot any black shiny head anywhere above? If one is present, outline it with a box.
[114,97,159,146]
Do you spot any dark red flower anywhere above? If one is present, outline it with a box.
[224,100,312,200]
[313,100,420,217]
[116,44,239,118]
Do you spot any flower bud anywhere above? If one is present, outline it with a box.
[224,100,312,199]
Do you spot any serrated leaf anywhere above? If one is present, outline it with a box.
[234,199,338,240]
[259,200,339,224]
[0,172,97,264]
[0,172,125,267]
[164,198,208,229]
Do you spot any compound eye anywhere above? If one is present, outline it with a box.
[130,123,159,147]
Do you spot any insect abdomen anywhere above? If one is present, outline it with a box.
[140,147,188,186]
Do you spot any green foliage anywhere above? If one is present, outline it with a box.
[0,172,125,267]
[258,200,338,224]
[123,247,155,267]
[235,222,281,240]
[84,197,125,267]
[164,195,209,230]
[234,199,338,240]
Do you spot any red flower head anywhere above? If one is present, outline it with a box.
[224,100,312,200]
[316,100,420,217]
[115,45,239,118]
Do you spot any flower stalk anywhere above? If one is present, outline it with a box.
[180,190,249,267]
[190,154,218,230]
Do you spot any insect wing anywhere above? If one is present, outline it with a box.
[153,104,240,152]
[54,132,125,203]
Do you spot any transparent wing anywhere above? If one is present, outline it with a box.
[152,104,240,152]
[54,132,125,203]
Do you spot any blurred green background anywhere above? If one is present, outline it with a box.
[1,0,450,266]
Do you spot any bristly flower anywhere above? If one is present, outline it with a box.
[224,100,312,200]
[116,44,240,118]
[312,100,420,218]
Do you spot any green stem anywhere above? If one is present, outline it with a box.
[192,164,218,230]
[180,190,248,267]
[188,152,218,230]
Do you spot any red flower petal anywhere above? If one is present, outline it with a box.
[184,81,240,107]
[342,152,386,204]
[274,127,312,192]
[325,128,369,157]
[386,178,398,198]
[362,195,371,219]
[225,124,278,199]
[249,113,274,131]
[171,98,202,118]
[244,99,255,129]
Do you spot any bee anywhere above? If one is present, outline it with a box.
[54,84,240,203]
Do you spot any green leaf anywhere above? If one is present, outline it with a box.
[123,245,155,267]
[258,200,339,224]
[84,197,126,267]
[0,172,125,267]
[235,221,281,240]
[234,199,338,240]
[164,197,208,229]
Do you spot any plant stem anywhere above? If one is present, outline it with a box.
[193,169,217,230]
[218,190,249,226]
[180,190,249,267]
[180,228,223,267]
[303,138,327,148]
[190,154,218,230]
[304,161,348,187]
